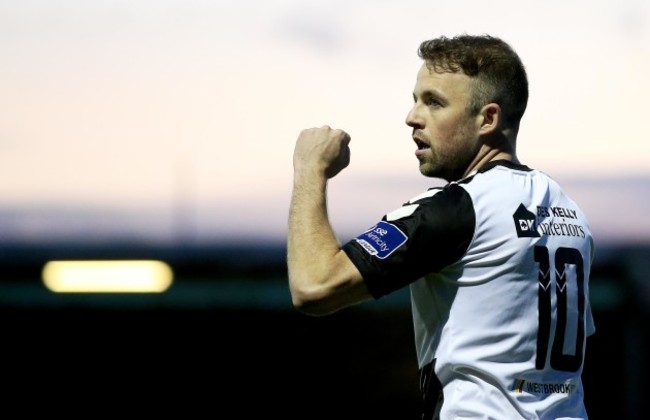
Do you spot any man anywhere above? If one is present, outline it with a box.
[287,34,595,419]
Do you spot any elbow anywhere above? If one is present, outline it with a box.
[289,284,337,317]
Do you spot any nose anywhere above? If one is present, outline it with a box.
[405,103,423,129]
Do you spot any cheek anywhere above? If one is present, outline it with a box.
[430,113,467,142]
[440,119,478,156]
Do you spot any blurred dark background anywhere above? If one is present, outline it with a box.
[1,239,647,419]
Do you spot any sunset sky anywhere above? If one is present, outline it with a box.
[1,0,648,245]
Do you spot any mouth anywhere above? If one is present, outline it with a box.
[415,139,429,150]
[413,136,430,151]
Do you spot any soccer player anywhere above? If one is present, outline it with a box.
[287,34,595,419]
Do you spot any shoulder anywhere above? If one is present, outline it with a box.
[457,160,544,202]
[385,182,474,224]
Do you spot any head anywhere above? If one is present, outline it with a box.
[405,34,529,181]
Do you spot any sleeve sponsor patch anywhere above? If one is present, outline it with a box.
[354,221,408,259]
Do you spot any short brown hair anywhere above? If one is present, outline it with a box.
[418,34,529,128]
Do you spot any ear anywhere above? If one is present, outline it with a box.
[478,103,501,135]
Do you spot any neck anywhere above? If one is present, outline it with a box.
[463,131,519,178]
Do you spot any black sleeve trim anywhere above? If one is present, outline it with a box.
[342,184,475,298]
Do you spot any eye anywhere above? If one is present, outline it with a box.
[425,97,442,108]
[421,92,444,108]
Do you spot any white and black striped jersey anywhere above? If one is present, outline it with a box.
[342,160,595,420]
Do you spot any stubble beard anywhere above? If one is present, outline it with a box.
[418,140,481,182]
[419,120,480,182]
[418,150,469,182]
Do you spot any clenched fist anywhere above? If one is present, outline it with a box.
[293,126,351,179]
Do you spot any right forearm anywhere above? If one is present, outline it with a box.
[287,173,342,296]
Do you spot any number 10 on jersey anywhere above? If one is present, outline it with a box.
[534,245,586,372]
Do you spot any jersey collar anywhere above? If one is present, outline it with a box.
[476,159,532,174]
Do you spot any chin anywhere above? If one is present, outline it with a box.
[420,165,455,182]
[419,164,438,178]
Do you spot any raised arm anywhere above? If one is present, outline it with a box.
[287,126,372,316]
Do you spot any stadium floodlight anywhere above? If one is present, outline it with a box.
[42,260,173,293]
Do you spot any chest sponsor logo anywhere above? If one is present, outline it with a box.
[513,204,540,238]
[513,204,586,239]
[355,221,408,259]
